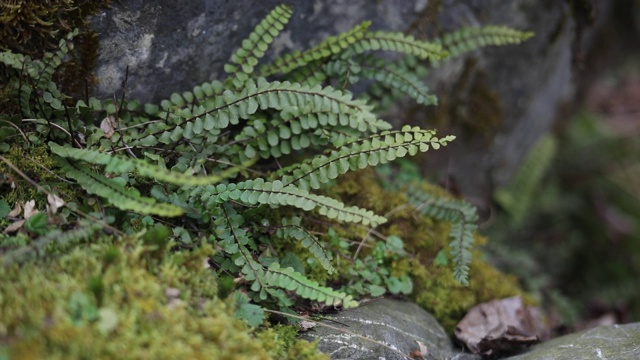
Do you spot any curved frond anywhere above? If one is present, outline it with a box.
[275,126,455,191]
[225,4,293,88]
[277,217,335,273]
[350,31,448,61]
[264,263,358,308]
[406,187,478,286]
[135,79,391,145]
[435,25,534,59]
[194,179,387,227]
[56,158,184,217]
[261,21,371,77]
[49,142,244,186]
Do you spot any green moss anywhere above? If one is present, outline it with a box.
[0,145,68,208]
[327,169,525,332]
[0,235,323,359]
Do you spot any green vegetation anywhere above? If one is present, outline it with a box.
[487,111,640,325]
[1,3,532,357]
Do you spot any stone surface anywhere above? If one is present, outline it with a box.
[88,0,597,200]
[300,298,479,360]
[505,323,640,360]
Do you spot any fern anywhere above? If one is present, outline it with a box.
[56,158,184,217]
[276,217,335,273]
[495,134,557,226]
[406,186,478,285]
[435,25,534,59]
[49,142,246,186]
[193,179,387,227]
[1,220,103,266]
[260,21,372,77]
[0,4,533,317]
[225,4,293,89]
[264,263,358,307]
[276,126,455,190]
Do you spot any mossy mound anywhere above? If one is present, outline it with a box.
[0,234,325,360]
[329,168,525,332]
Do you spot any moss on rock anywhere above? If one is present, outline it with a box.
[328,169,525,332]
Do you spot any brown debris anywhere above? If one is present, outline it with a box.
[454,296,549,358]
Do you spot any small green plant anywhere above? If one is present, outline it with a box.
[0,3,532,326]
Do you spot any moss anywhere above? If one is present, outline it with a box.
[0,235,323,359]
[0,145,73,210]
[326,169,524,332]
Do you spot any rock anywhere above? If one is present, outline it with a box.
[88,0,604,201]
[505,323,640,360]
[300,298,480,360]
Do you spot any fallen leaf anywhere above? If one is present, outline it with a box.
[299,320,317,332]
[100,116,118,138]
[47,194,66,214]
[8,203,22,218]
[454,296,548,358]
[23,200,38,219]
[408,340,428,359]
[2,219,25,234]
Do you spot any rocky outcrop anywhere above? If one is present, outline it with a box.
[302,298,640,360]
[89,0,592,199]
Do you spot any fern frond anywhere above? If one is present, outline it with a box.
[1,220,103,266]
[264,263,358,307]
[435,25,534,59]
[195,179,387,227]
[49,142,245,186]
[136,78,391,145]
[324,57,438,105]
[406,187,478,285]
[350,31,448,61]
[277,217,335,273]
[224,4,293,89]
[260,21,371,77]
[494,134,557,225]
[57,158,184,217]
[276,126,455,191]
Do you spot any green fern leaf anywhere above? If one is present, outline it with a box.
[49,142,245,186]
[57,158,184,217]
[196,179,387,227]
[350,31,448,60]
[277,217,335,273]
[264,263,358,308]
[435,25,534,59]
[225,4,293,88]
[276,126,455,190]
[136,79,391,144]
[261,21,371,77]
[406,187,478,285]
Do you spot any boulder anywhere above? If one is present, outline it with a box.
[89,0,587,199]
[300,298,479,360]
[505,323,640,360]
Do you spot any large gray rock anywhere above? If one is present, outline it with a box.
[301,298,479,360]
[505,323,640,360]
[89,0,595,200]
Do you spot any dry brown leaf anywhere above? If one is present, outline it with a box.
[100,116,118,138]
[454,296,548,358]
[23,200,38,219]
[47,194,65,214]
[2,219,25,234]
[299,320,317,332]
[408,340,428,359]
[8,202,22,218]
